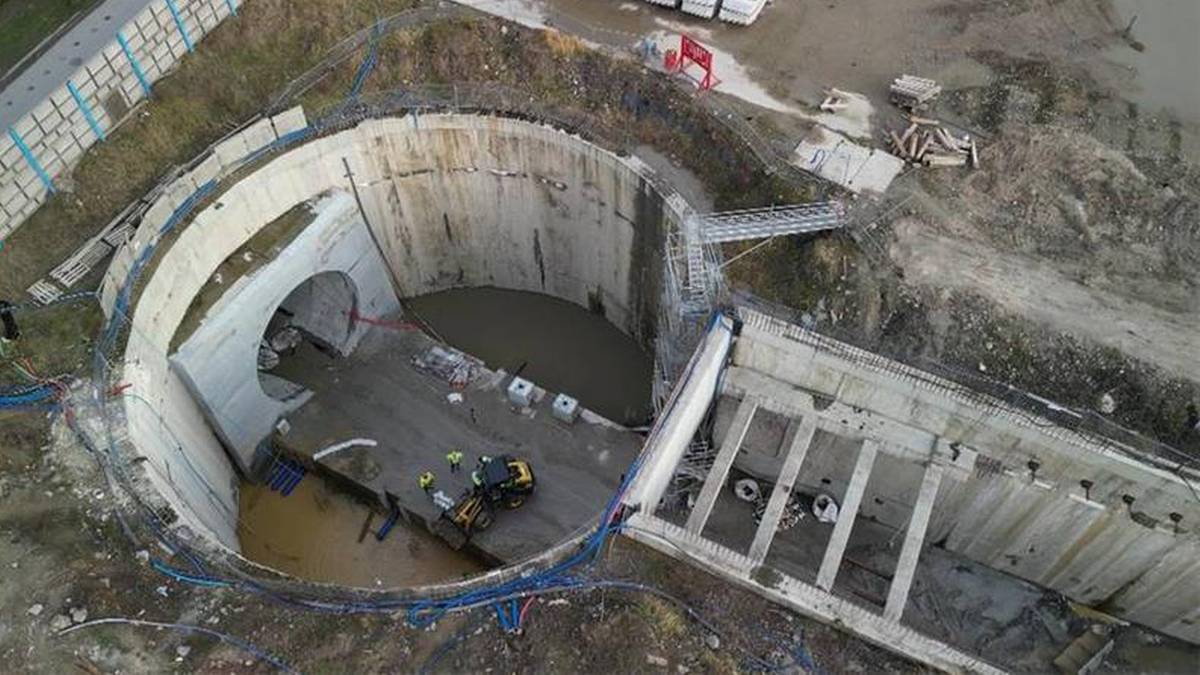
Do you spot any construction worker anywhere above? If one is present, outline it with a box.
[471,469,484,488]
[418,471,435,493]
[446,449,464,473]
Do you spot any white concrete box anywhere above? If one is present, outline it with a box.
[507,376,534,407]
[552,393,579,424]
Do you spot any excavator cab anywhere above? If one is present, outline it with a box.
[480,454,536,509]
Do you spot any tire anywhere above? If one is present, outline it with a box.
[475,509,494,531]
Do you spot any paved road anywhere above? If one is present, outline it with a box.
[0,0,153,129]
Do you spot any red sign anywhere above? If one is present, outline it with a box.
[680,36,712,71]
[676,35,717,91]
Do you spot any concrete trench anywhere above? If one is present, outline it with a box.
[108,113,687,588]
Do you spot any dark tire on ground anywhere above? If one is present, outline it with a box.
[475,509,494,531]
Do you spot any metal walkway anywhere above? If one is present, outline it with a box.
[699,202,844,244]
[674,201,844,315]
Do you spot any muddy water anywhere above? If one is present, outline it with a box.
[238,478,482,588]
[1106,0,1200,120]
[406,287,655,425]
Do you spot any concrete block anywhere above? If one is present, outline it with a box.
[0,139,19,168]
[271,107,309,138]
[54,134,84,167]
[86,52,114,82]
[140,197,174,237]
[30,99,61,129]
[163,175,200,213]
[189,153,223,186]
[551,393,579,424]
[12,115,38,139]
[507,377,534,407]
[151,43,172,66]
[212,133,250,168]
[240,117,277,155]
[0,176,21,206]
[164,33,188,59]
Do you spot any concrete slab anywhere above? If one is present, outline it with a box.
[748,413,817,564]
[685,397,758,535]
[793,126,904,196]
[274,324,643,565]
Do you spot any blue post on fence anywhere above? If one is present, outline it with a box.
[116,31,153,98]
[7,127,55,194]
[66,80,106,142]
[225,0,238,17]
[164,0,194,52]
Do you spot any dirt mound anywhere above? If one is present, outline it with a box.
[920,125,1199,310]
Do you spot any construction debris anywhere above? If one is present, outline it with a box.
[889,74,942,110]
[411,345,482,388]
[819,87,851,113]
[886,117,980,169]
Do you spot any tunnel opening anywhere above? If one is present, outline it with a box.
[258,270,358,402]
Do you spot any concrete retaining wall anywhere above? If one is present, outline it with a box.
[732,309,1200,643]
[171,192,400,472]
[0,0,239,238]
[109,113,681,553]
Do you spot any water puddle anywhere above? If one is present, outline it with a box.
[406,287,654,425]
[238,477,482,588]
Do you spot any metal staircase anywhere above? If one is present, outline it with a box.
[676,201,845,317]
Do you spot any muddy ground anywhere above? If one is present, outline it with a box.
[1,409,925,674]
[472,0,1200,453]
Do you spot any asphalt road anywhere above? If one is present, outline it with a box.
[1,0,154,129]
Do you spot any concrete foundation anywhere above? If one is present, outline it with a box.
[110,113,685,554]
[632,306,1200,664]
[272,324,643,564]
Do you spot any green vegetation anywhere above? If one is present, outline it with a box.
[0,298,101,388]
[0,0,93,75]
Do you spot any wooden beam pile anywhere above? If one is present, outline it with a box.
[887,117,979,169]
[889,74,941,110]
[820,87,850,113]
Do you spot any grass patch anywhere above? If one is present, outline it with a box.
[0,0,93,75]
[0,298,101,388]
[636,596,688,641]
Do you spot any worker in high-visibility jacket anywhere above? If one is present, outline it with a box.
[418,471,435,493]
[446,449,464,473]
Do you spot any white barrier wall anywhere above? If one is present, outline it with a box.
[0,0,240,238]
